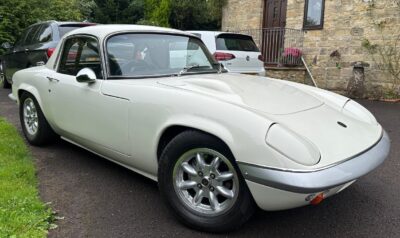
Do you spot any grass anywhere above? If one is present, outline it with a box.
[0,117,53,238]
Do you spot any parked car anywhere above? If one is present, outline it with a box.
[0,21,96,88]
[10,25,390,232]
[188,31,265,75]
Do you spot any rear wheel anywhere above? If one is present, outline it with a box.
[19,92,58,146]
[0,62,11,89]
[158,131,255,232]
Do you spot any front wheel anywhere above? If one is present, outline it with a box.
[158,131,255,232]
[19,92,58,146]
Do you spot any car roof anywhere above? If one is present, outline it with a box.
[65,24,195,40]
[28,20,95,27]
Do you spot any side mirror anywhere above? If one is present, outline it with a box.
[1,42,12,49]
[76,68,96,83]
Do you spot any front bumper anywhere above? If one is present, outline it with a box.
[238,130,390,210]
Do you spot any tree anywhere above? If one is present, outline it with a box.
[169,0,225,30]
[90,0,144,24]
[0,0,83,54]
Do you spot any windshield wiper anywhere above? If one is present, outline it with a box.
[178,64,214,76]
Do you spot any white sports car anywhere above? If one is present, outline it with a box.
[10,25,390,232]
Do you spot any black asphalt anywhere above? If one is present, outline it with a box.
[0,87,399,238]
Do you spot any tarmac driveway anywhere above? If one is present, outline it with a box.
[0,87,399,237]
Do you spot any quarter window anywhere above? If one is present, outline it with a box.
[37,25,52,43]
[303,0,325,30]
[58,37,103,79]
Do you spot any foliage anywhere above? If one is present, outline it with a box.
[0,0,225,55]
[0,0,83,54]
[143,0,170,27]
[90,0,144,24]
[362,0,400,98]
[169,0,225,30]
[0,118,54,237]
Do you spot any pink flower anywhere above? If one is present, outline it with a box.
[283,48,302,58]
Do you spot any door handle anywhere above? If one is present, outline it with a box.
[46,76,59,82]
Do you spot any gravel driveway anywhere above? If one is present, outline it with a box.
[0,87,399,238]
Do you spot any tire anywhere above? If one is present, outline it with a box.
[0,62,11,89]
[158,130,255,232]
[19,92,58,146]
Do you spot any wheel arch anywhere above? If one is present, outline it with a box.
[17,84,44,109]
[156,122,235,163]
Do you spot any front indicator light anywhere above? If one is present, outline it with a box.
[310,193,324,205]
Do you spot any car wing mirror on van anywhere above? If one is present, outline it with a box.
[76,68,96,84]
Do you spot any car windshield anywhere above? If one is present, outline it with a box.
[216,34,259,52]
[106,33,220,78]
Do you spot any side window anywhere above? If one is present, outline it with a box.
[37,25,53,43]
[25,25,43,45]
[14,27,33,47]
[58,37,103,79]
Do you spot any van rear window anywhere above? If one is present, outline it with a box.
[216,34,259,52]
[58,24,95,37]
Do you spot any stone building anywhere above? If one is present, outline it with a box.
[222,0,400,98]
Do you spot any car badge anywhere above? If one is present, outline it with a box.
[246,56,250,61]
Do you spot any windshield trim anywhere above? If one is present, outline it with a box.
[103,31,219,80]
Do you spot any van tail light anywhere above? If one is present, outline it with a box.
[213,52,236,61]
[258,54,265,62]
[47,48,56,58]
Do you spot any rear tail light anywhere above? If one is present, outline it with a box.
[258,54,265,62]
[47,48,56,58]
[213,52,236,61]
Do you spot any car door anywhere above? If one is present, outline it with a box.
[48,36,131,156]
[27,23,53,66]
[4,26,35,79]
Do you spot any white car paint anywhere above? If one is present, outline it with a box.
[11,25,389,213]
[188,31,266,75]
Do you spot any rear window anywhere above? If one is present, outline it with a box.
[216,34,259,52]
[58,24,95,37]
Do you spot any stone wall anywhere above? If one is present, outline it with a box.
[266,67,309,85]
[286,0,400,98]
[222,0,400,98]
[221,0,264,31]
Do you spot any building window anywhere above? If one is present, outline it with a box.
[303,0,325,30]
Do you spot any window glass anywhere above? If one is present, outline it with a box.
[58,37,102,79]
[15,27,34,47]
[26,25,43,45]
[106,34,218,77]
[37,25,52,43]
[304,0,325,29]
[58,24,94,38]
[216,34,259,52]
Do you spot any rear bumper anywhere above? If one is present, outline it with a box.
[238,130,390,210]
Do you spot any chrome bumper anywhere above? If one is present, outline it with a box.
[238,131,391,194]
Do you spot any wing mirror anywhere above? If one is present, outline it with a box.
[1,42,12,49]
[76,68,96,83]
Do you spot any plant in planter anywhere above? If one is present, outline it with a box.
[280,47,302,66]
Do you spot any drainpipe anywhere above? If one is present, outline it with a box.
[347,61,370,98]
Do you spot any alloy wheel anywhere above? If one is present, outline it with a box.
[173,148,239,216]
